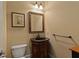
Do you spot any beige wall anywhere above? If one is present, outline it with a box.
[6,1,45,57]
[6,1,79,58]
[7,1,32,57]
[45,1,79,58]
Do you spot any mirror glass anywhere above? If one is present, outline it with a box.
[29,12,44,33]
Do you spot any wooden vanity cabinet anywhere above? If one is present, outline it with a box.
[31,38,49,58]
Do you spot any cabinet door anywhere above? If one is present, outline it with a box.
[32,43,40,58]
[39,42,48,58]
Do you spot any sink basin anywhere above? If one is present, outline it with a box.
[31,38,49,42]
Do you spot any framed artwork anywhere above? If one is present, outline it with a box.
[11,12,25,27]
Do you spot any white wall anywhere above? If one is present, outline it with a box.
[45,1,79,58]
[0,1,6,55]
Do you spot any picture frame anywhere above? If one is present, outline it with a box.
[11,12,25,27]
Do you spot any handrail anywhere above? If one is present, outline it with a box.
[52,33,78,46]
[53,34,72,38]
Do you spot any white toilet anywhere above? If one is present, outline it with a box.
[11,44,28,58]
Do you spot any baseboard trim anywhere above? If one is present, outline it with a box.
[49,53,55,58]
[25,54,31,58]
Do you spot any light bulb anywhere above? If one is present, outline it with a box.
[34,2,38,9]
[39,5,43,9]
[39,3,43,10]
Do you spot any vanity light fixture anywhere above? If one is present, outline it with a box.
[33,2,43,10]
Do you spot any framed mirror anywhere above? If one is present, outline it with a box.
[29,12,44,33]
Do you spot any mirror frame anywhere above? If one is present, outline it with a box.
[29,12,44,33]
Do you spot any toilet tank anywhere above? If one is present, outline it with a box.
[11,44,27,58]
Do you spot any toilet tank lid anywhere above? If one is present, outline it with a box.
[11,44,27,49]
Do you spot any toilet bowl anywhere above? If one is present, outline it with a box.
[11,44,27,58]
